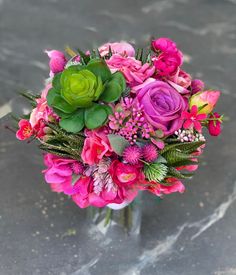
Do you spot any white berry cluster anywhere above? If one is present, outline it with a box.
[175,129,206,142]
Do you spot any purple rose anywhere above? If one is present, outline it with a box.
[137,80,187,135]
[191,79,205,95]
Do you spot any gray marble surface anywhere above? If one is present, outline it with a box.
[1,0,236,274]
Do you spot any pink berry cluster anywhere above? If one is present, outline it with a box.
[109,98,154,144]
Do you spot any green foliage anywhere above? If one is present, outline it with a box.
[167,167,194,179]
[39,122,85,160]
[84,103,111,129]
[160,140,204,168]
[108,134,130,156]
[144,163,168,182]
[161,141,205,154]
[47,57,126,133]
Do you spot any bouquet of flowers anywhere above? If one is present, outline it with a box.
[15,37,223,228]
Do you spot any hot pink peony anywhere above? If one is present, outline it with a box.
[109,160,144,187]
[99,41,135,57]
[45,50,67,77]
[106,54,155,87]
[137,80,187,135]
[81,127,112,165]
[43,153,83,195]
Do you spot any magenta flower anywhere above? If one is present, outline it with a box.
[191,79,205,94]
[45,50,66,77]
[182,105,207,132]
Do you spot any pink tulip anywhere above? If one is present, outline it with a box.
[189,90,220,114]
[45,50,66,76]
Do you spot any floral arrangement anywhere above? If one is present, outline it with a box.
[15,37,223,211]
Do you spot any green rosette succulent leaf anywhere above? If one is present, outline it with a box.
[46,57,126,133]
[61,69,104,108]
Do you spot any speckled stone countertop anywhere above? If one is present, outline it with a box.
[0,0,236,274]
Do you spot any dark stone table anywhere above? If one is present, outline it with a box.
[1,0,236,274]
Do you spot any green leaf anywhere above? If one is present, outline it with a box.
[167,167,194,179]
[162,149,199,167]
[108,134,130,156]
[47,88,77,114]
[155,155,167,164]
[86,59,112,82]
[99,81,122,103]
[161,141,205,154]
[59,109,85,133]
[84,103,108,129]
[52,72,62,90]
[99,72,126,102]
[77,48,90,64]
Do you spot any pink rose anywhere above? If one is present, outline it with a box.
[152,37,178,54]
[208,112,222,136]
[137,80,187,136]
[45,50,67,77]
[43,153,83,195]
[81,128,112,165]
[106,54,155,87]
[99,41,135,57]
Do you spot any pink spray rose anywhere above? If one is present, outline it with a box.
[152,37,179,54]
[208,112,222,136]
[106,54,155,87]
[45,50,67,77]
[81,127,112,165]
[153,52,183,77]
[171,69,192,89]
[99,41,135,57]
[43,153,84,195]
[191,79,205,94]
[137,80,187,136]
[190,90,221,114]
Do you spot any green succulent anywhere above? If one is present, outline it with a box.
[47,58,126,133]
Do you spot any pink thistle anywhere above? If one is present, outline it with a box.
[71,162,84,174]
[143,144,158,162]
[181,105,207,133]
[123,145,142,165]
